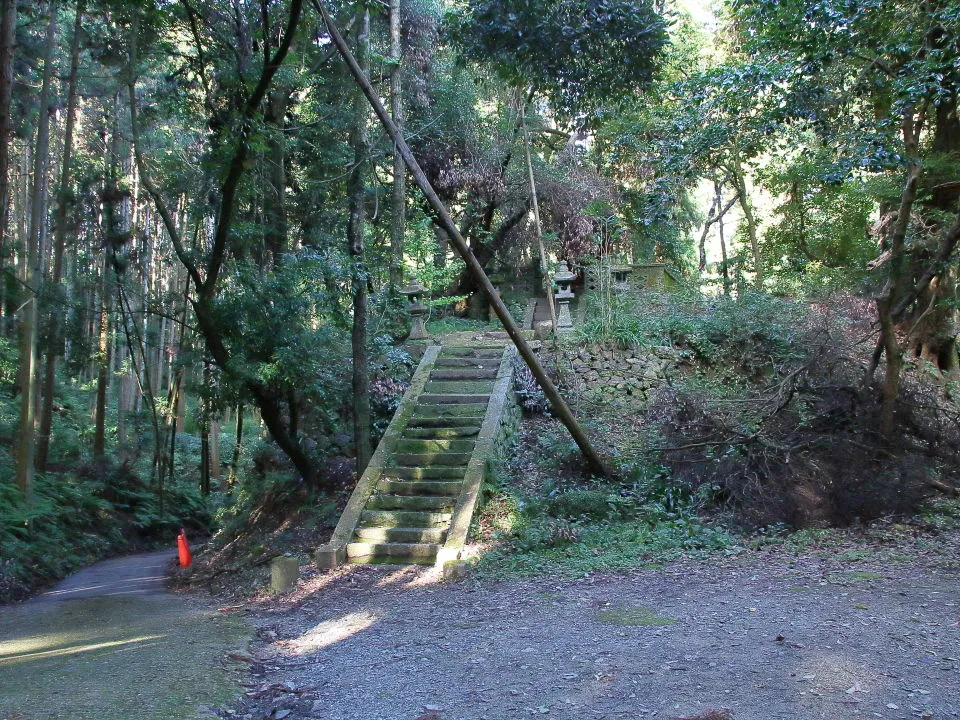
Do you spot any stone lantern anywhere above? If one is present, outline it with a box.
[553,267,576,332]
[400,279,430,340]
[611,265,632,292]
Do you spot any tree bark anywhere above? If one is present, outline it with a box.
[228,403,243,486]
[0,0,16,294]
[730,155,762,288]
[16,3,56,496]
[37,0,85,471]
[389,0,405,289]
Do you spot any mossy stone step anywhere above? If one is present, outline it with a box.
[346,542,440,564]
[430,368,498,380]
[405,416,483,429]
[440,347,504,359]
[394,452,472,466]
[366,494,456,511]
[424,380,496,394]
[358,510,452,528]
[379,480,462,496]
[402,426,480,439]
[386,466,466,480]
[397,438,476,454]
[352,526,447,544]
[411,403,488,419]
[434,358,501,369]
[418,393,491,405]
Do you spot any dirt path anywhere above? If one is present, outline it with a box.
[230,539,960,720]
[0,550,252,720]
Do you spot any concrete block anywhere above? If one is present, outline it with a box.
[270,556,299,594]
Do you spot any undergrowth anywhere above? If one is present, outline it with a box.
[473,288,960,579]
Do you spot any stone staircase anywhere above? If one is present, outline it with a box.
[318,344,511,568]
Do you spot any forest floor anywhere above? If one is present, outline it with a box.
[223,526,960,720]
[0,549,252,720]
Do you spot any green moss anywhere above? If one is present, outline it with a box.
[596,605,676,627]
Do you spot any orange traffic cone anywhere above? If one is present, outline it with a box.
[177,528,192,568]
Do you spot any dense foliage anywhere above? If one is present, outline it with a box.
[0,0,958,594]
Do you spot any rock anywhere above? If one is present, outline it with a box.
[534,321,553,340]
[270,556,299,595]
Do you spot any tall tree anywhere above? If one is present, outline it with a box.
[0,0,16,271]
[388,0,404,289]
[37,0,86,471]
[348,9,371,474]
[16,1,57,497]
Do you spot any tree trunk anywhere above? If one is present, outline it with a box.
[16,3,57,496]
[523,118,556,331]
[717,183,731,296]
[93,255,110,458]
[37,0,85,471]
[264,89,289,262]
[0,0,17,317]
[388,0,405,289]
[349,10,372,475]
[731,156,762,288]
[228,403,243,486]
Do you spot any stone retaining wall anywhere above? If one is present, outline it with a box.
[559,343,682,403]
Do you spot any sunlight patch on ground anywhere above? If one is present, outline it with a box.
[290,611,377,654]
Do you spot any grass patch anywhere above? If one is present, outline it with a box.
[472,515,740,580]
[596,605,676,627]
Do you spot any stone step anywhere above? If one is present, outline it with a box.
[402,426,480,439]
[386,466,467,480]
[397,438,476,454]
[411,404,488,419]
[434,358,501,369]
[394,452,472,467]
[346,542,440,564]
[424,380,495,394]
[353,526,448,544]
[429,368,498,380]
[406,416,484,428]
[358,510,452,528]
[418,393,491,405]
[366,494,456,511]
[440,347,504,359]
[380,479,462,496]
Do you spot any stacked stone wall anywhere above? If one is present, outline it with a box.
[558,343,681,403]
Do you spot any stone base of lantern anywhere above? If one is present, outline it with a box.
[557,300,574,334]
[408,313,430,340]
